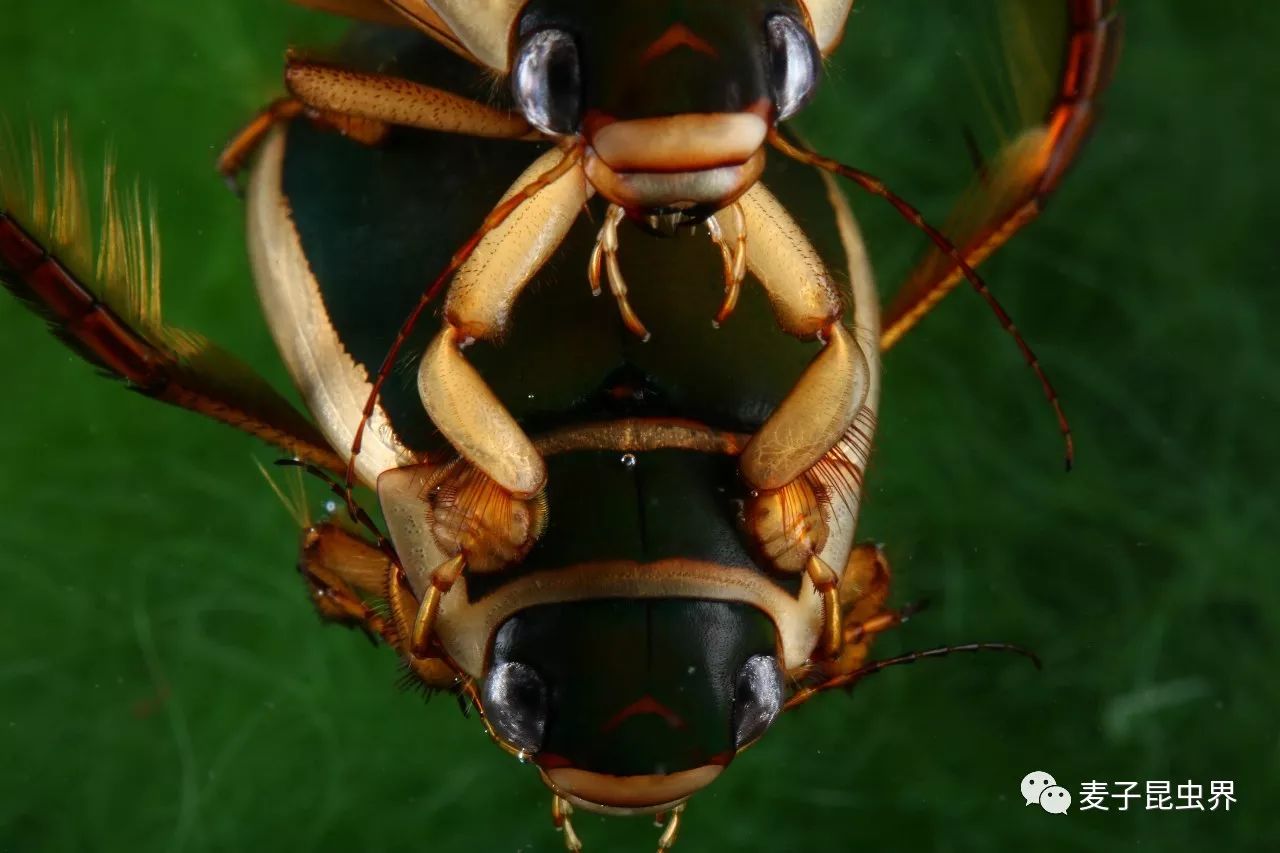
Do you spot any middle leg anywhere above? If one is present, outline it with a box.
[299,520,460,689]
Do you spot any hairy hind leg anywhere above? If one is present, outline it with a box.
[0,130,344,473]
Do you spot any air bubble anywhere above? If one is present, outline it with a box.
[620,453,637,468]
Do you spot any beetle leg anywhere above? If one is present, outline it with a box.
[656,803,686,852]
[384,562,462,686]
[446,148,592,339]
[743,475,828,573]
[216,97,389,190]
[416,147,589,496]
[299,521,394,638]
[285,54,537,141]
[299,521,459,687]
[421,325,547,497]
[782,602,905,711]
[806,555,844,660]
[769,129,1075,470]
[552,796,585,853]
[782,544,893,680]
[839,544,892,624]
[410,554,467,657]
[825,543,894,671]
[782,547,1022,714]
[711,183,871,490]
[712,181,842,338]
[0,126,347,474]
[705,202,747,327]
[589,204,650,340]
[742,320,870,490]
[218,98,305,186]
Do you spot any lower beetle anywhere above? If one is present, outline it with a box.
[1,1,1119,848]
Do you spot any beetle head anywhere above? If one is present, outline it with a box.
[479,599,785,813]
[511,0,823,225]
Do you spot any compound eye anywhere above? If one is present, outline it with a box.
[731,654,785,748]
[512,28,583,136]
[766,13,821,121]
[482,661,549,754]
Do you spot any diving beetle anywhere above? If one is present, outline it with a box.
[0,0,1120,848]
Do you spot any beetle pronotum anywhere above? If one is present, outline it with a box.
[1,1,1120,849]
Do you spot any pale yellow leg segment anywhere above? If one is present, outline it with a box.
[821,543,893,675]
[784,545,903,710]
[706,202,747,327]
[418,149,590,495]
[410,554,466,657]
[657,804,686,851]
[378,458,547,661]
[589,204,651,340]
[553,796,584,852]
[713,180,867,490]
[419,326,546,498]
[712,181,841,338]
[740,320,870,490]
[285,54,536,140]
[447,150,592,338]
[806,555,844,659]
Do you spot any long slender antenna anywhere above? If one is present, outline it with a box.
[769,129,1074,471]
[785,641,1041,711]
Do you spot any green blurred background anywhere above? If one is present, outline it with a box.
[1,2,1276,851]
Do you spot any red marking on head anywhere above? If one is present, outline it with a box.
[600,695,688,734]
[534,752,575,770]
[639,24,719,66]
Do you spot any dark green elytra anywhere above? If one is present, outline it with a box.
[516,0,810,118]
[278,26,853,777]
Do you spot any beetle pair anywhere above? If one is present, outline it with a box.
[1,0,1120,849]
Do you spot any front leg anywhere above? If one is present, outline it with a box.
[300,520,460,688]
[299,521,396,637]
[784,543,903,706]
[371,149,588,650]
[713,182,872,492]
[419,146,591,497]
